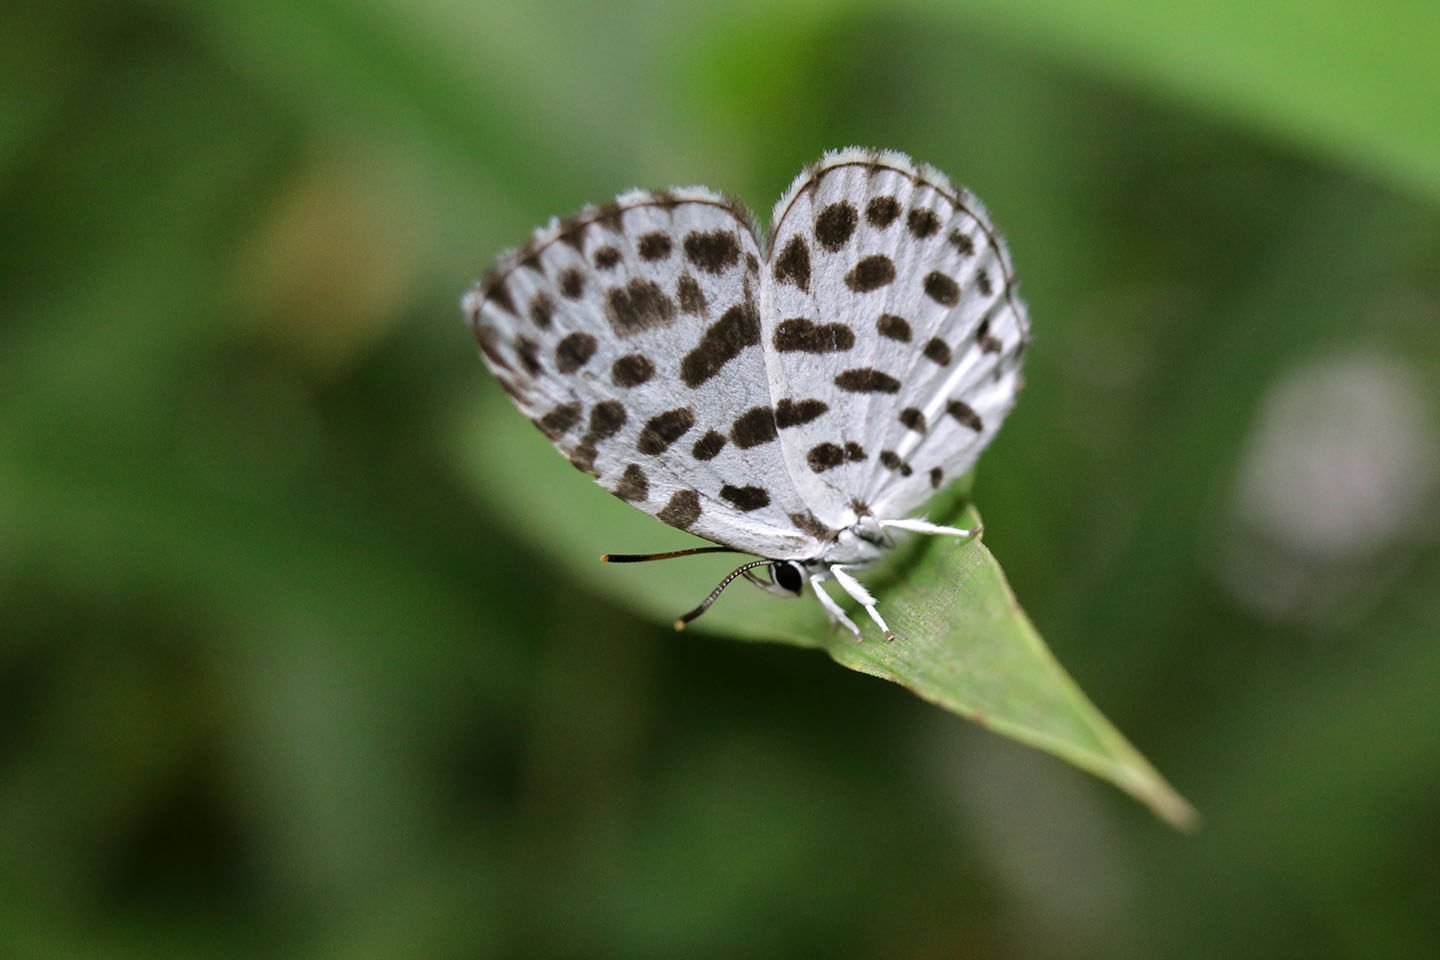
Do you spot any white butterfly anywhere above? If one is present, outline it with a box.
[463,148,1029,640]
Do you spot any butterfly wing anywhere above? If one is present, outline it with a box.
[762,148,1029,524]
[465,188,825,559]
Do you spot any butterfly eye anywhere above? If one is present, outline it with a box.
[769,560,804,595]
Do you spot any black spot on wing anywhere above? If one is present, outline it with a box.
[929,467,944,489]
[775,398,828,427]
[907,208,940,238]
[789,511,836,541]
[637,232,672,261]
[559,268,586,299]
[730,406,778,449]
[593,246,621,270]
[606,278,676,336]
[720,484,769,511]
[568,442,597,476]
[537,402,582,439]
[815,201,858,250]
[947,400,984,431]
[482,279,516,315]
[773,236,811,292]
[473,325,511,373]
[637,407,695,455]
[691,430,726,460]
[899,408,926,432]
[557,218,587,252]
[835,368,901,393]
[586,401,626,440]
[527,293,554,329]
[948,230,975,256]
[843,442,866,462]
[680,296,761,388]
[879,450,913,477]
[807,443,844,473]
[773,318,855,353]
[554,332,597,373]
[613,464,648,502]
[976,268,993,297]
[676,275,707,315]
[844,255,895,292]
[683,230,740,274]
[976,318,1003,354]
[658,489,701,530]
[923,338,953,366]
[876,314,911,341]
[923,272,960,306]
[594,203,625,233]
[611,353,655,387]
[515,337,542,375]
[865,196,900,227]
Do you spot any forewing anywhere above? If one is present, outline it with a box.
[763,148,1029,523]
[465,189,822,558]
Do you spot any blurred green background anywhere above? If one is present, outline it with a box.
[4,1,1439,957]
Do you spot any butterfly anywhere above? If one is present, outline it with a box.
[463,148,1029,640]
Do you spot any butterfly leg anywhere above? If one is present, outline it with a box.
[829,565,896,642]
[809,574,863,643]
[879,518,983,540]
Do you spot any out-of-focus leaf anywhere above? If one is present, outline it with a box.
[715,0,1440,206]
[458,396,1195,829]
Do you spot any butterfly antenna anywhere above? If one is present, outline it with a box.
[674,559,772,631]
[601,546,741,563]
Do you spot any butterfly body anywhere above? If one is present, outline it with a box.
[465,148,1028,639]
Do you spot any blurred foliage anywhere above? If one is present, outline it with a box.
[2,1,1439,958]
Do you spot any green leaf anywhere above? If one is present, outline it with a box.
[457,396,1196,830]
[699,0,1440,206]
[949,0,1440,204]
